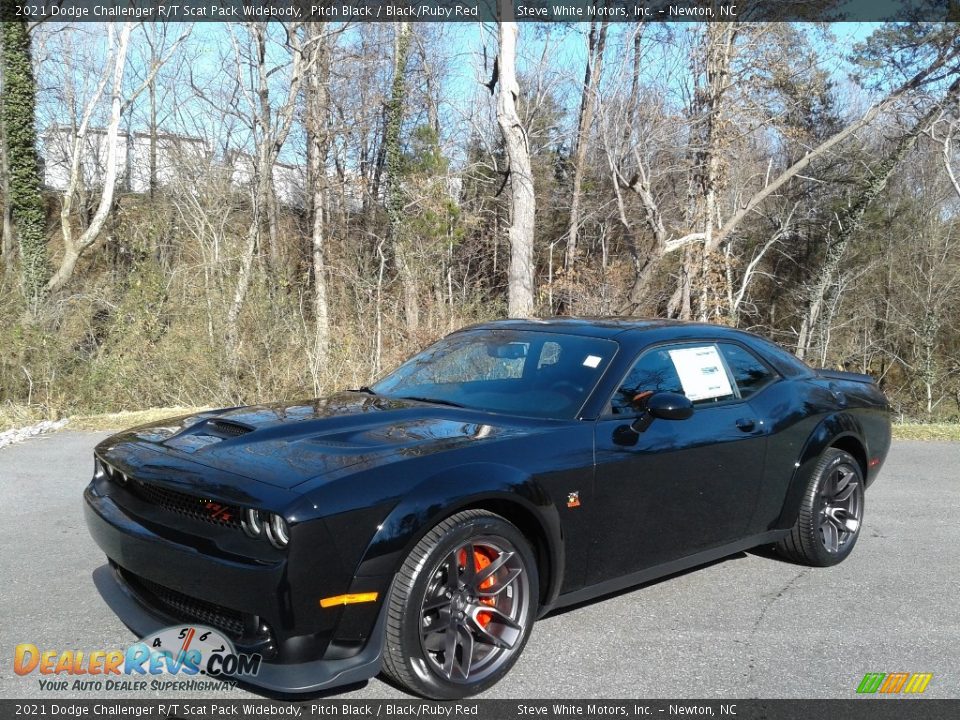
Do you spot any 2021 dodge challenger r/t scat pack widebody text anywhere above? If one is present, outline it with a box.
[84,318,891,698]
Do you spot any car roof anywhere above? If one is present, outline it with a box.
[461,317,734,340]
[456,317,809,377]
[462,317,678,337]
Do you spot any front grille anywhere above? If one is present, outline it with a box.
[119,568,248,640]
[127,478,243,530]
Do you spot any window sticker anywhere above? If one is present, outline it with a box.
[582,355,602,369]
[667,346,733,401]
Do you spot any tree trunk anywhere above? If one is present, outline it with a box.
[251,22,281,274]
[565,18,608,274]
[225,221,259,363]
[306,24,332,389]
[1,17,48,305]
[0,90,14,281]
[692,22,736,321]
[497,17,536,318]
[383,22,417,334]
[149,69,157,198]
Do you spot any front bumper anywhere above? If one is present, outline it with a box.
[83,484,386,694]
[91,564,384,694]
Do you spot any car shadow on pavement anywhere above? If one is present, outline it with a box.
[542,552,750,619]
[233,678,371,702]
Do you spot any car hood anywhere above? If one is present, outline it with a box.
[108,392,526,489]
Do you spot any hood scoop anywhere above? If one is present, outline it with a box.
[205,419,255,438]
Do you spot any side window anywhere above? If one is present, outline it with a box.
[610,343,738,415]
[610,348,685,415]
[718,343,778,399]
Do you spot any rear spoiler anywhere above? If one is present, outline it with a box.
[816,369,876,385]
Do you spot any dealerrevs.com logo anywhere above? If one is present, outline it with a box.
[13,625,261,692]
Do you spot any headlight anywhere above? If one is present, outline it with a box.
[94,459,106,480]
[265,513,289,548]
[242,508,263,538]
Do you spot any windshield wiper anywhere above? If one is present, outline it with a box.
[351,386,377,395]
[398,395,466,408]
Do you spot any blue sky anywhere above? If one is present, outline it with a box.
[37,21,885,170]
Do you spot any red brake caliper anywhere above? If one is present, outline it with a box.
[459,547,497,628]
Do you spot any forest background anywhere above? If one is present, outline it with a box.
[2,19,960,430]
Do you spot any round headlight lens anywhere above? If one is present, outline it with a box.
[242,508,263,538]
[266,514,289,548]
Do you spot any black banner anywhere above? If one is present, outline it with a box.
[1,0,958,23]
[0,700,959,720]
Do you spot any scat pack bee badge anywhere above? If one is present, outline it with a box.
[14,625,261,692]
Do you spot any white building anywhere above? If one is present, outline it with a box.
[41,126,210,195]
[226,150,306,209]
[39,127,460,212]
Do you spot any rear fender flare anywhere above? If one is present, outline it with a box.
[775,412,865,530]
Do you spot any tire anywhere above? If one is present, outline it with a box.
[381,510,539,699]
[776,448,865,567]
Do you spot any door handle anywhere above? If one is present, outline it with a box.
[735,418,756,432]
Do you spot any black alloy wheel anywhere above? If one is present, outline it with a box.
[381,510,538,699]
[817,462,863,554]
[776,448,865,567]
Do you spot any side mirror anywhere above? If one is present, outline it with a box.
[630,391,693,433]
[647,391,694,421]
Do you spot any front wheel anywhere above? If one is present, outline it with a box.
[776,448,865,567]
[381,510,539,699]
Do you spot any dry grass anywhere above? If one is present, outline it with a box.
[0,403,50,431]
[0,405,207,433]
[892,423,960,441]
[69,407,208,431]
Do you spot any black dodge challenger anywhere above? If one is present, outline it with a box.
[84,318,891,698]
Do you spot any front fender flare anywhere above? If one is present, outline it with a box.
[351,462,564,609]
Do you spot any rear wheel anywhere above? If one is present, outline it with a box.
[381,510,538,699]
[777,448,864,567]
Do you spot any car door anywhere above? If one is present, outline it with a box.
[586,341,773,585]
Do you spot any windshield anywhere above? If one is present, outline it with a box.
[371,329,618,419]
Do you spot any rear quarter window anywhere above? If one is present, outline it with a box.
[718,343,779,399]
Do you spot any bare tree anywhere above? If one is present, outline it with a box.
[496,14,535,318]
[224,22,305,354]
[614,24,960,322]
[45,23,190,294]
[796,78,960,359]
[565,17,608,273]
[305,23,333,392]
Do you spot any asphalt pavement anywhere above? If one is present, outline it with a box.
[1,432,957,699]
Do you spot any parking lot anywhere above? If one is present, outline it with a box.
[1,432,957,699]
